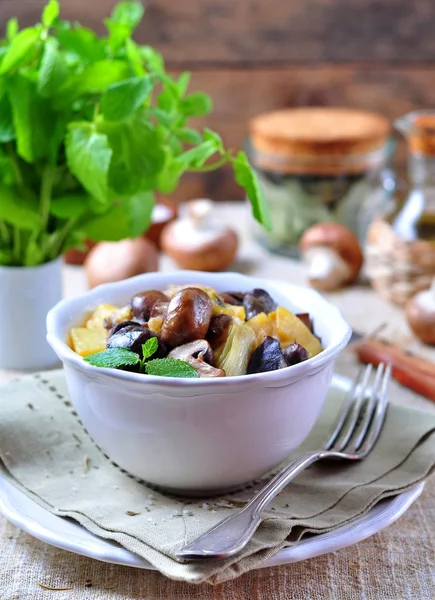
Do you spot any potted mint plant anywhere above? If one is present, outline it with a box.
[0,0,269,370]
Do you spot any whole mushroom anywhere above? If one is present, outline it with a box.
[85,238,159,289]
[299,223,363,291]
[160,199,238,271]
[405,279,435,345]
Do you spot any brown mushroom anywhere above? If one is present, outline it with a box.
[160,287,213,348]
[160,199,238,271]
[130,290,168,322]
[299,223,363,291]
[405,280,435,345]
[169,340,225,378]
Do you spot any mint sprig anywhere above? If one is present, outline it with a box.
[145,358,199,379]
[84,347,140,368]
[83,337,199,378]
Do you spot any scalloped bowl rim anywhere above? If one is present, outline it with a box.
[46,270,351,389]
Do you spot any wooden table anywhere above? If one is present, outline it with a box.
[1,202,434,599]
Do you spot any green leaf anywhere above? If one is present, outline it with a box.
[6,18,19,41]
[42,0,60,28]
[156,156,185,194]
[0,184,42,230]
[74,60,131,95]
[110,2,145,29]
[142,337,158,361]
[101,76,153,121]
[178,140,218,169]
[82,191,154,241]
[203,128,223,149]
[140,46,164,72]
[125,39,145,76]
[65,123,112,204]
[84,347,140,368]
[24,237,45,266]
[180,92,212,117]
[7,75,55,162]
[0,92,15,142]
[176,72,191,96]
[232,151,271,230]
[145,358,200,378]
[101,113,165,195]
[0,27,42,74]
[50,194,89,219]
[55,24,106,62]
[176,127,202,145]
[37,38,69,97]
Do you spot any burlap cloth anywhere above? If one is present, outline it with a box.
[1,351,435,598]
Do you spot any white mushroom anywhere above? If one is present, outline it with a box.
[168,340,225,377]
[299,223,363,291]
[160,199,238,271]
[405,279,435,345]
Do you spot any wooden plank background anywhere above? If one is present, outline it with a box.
[1,0,434,201]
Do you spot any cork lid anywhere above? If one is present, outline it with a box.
[403,113,435,156]
[249,107,391,174]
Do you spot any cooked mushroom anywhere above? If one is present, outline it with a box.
[160,199,238,271]
[206,314,232,349]
[282,342,309,365]
[243,288,277,320]
[169,340,225,378]
[247,336,286,374]
[299,223,363,291]
[405,279,435,345]
[130,290,168,322]
[160,287,213,347]
[107,324,167,358]
[108,320,142,337]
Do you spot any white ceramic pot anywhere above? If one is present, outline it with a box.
[47,270,351,495]
[0,258,62,370]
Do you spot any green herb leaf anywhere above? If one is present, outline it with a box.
[232,151,271,230]
[0,184,42,230]
[203,128,223,149]
[110,1,145,30]
[84,347,140,368]
[37,38,69,97]
[145,358,200,379]
[42,0,60,28]
[0,27,42,74]
[101,76,153,122]
[0,93,15,142]
[140,46,164,73]
[82,190,154,241]
[176,72,191,96]
[178,140,218,169]
[54,24,106,62]
[142,337,158,360]
[6,18,19,41]
[180,92,212,118]
[7,75,55,162]
[74,60,131,95]
[176,127,203,145]
[50,194,89,219]
[66,123,112,204]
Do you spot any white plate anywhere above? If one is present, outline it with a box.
[0,372,425,571]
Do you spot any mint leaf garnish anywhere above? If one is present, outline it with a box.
[142,337,158,360]
[84,348,140,368]
[145,358,199,378]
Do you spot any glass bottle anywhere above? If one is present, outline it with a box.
[390,111,435,242]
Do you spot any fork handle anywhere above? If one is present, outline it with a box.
[176,451,324,559]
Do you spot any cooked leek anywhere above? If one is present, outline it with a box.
[215,321,255,377]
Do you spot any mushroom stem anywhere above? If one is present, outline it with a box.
[304,246,353,289]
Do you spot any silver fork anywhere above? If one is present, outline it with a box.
[176,362,391,560]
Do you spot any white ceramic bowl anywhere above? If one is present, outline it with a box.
[46,271,351,495]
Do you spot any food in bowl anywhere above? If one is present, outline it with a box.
[47,271,350,493]
[69,283,323,378]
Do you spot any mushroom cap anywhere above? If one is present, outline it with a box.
[405,288,435,345]
[299,222,363,277]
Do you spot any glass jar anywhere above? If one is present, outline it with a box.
[246,107,392,257]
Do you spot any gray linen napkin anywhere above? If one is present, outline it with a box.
[0,370,434,584]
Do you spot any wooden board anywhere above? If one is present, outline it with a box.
[1,0,435,65]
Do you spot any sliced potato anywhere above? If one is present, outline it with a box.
[273,306,322,357]
[212,302,245,321]
[85,304,118,329]
[70,327,108,357]
[148,316,164,334]
[246,312,276,347]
